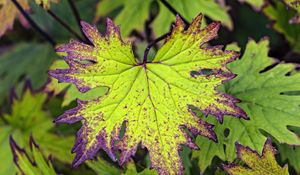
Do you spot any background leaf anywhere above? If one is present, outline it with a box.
[263,1,300,52]
[224,138,289,175]
[0,89,74,175]
[30,0,98,42]
[10,137,57,175]
[193,39,300,172]
[0,0,29,37]
[153,0,233,36]
[283,0,300,24]
[0,43,56,105]
[95,0,232,36]
[86,158,121,175]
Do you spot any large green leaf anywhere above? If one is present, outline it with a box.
[193,39,300,172]
[224,138,289,175]
[49,15,246,174]
[0,89,74,175]
[10,137,57,175]
[95,0,232,36]
[0,43,56,105]
[263,1,300,52]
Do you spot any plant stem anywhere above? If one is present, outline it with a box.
[143,32,170,63]
[11,0,56,46]
[67,0,90,43]
[47,9,85,42]
[143,0,190,63]
[159,0,189,25]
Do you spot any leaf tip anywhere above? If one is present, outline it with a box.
[29,134,40,151]
[106,18,121,37]
[189,13,204,29]
[234,141,250,159]
[9,136,25,166]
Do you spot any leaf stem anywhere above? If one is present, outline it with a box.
[143,0,190,63]
[46,9,85,42]
[67,0,90,43]
[11,0,56,46]
[143,32,170,63]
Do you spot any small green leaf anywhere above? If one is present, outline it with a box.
[0,88,74,175]
[193,39,300,172]
[224,138,289,175]
[50,15,246,174]
[10,137,57,175]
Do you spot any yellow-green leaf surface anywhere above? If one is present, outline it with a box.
[50,15,246,174]
[0,0,29,37]
[193,39,300,172]
[95,0,232,36]
[10,137,57,175]
[0,88,74,175]
[49,15,246,174]
[224,138,289,175]
[45,60,108,106]
[35,0,58,9]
